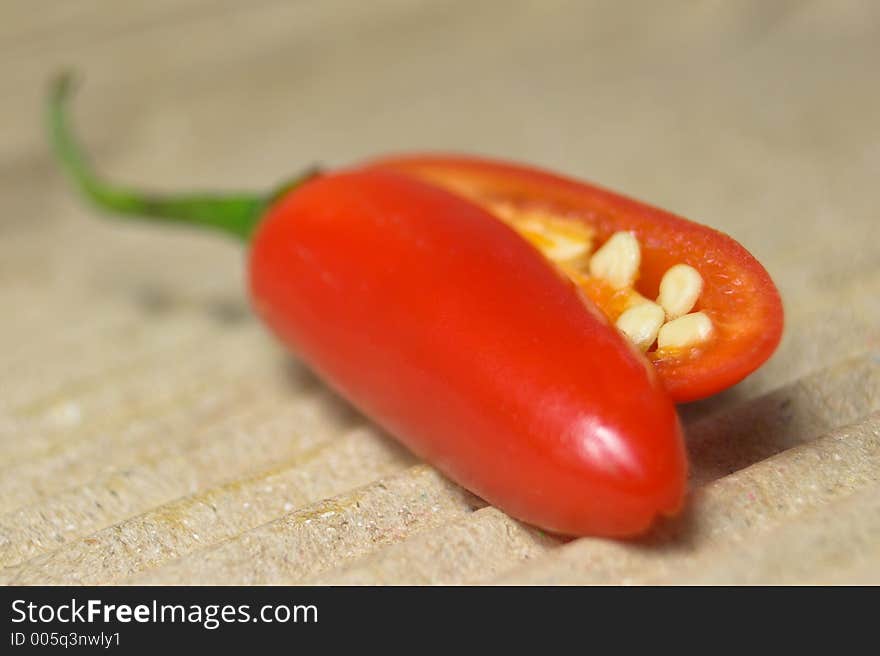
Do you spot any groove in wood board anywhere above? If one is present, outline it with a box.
[2,1,879,585]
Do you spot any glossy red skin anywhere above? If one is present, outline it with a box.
[249,168,686,537]
[367,155,784,402]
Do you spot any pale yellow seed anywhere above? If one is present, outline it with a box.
[657,264,703,319]
[615,302,665,352]
[589,231,640,288]
[520,223,589,267]
[657,311,713,350]
[512,212,594,269]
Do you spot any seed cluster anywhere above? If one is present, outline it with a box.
[492,202,713,354]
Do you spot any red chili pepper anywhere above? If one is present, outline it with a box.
[48,76,782,537]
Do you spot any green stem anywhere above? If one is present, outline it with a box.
[47,73,317,241]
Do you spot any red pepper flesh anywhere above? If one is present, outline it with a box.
[250,169,687,537]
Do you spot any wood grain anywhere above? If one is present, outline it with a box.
[1,0,878,584]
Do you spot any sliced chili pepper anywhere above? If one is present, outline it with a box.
[46,75,780,537]
[365,155,784,402]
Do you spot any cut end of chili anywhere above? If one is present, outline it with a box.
[365,154,784,402]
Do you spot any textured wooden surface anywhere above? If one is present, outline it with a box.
[1,1,878,585]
